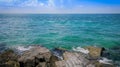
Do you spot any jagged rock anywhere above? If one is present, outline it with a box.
[85,46,104,59]
[53,51,90,67]
[0,46,116,67]
[50,55,60,67]
[0,49,19,64]
[0,49,20,67]
[5,60,20,67]
[36,62,46,67]
[52,48,66,60]
[63,51,89,67]
[18,46,51,67]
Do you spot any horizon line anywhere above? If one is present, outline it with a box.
[0,13,120,14]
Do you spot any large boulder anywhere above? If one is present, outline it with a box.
[18,46,51,67]
[85,46,104,59]
[63,51,90,67]
[53,51,90,67]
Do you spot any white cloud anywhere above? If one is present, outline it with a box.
[19,0,45,7]
[18,0,56,8]
[47,0,55,7]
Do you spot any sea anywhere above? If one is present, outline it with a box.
[0,14,120,65]
[0,14,120,49]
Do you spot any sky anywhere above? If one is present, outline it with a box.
[0,0,120,13]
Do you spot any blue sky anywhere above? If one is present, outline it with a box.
[0,0,120,13]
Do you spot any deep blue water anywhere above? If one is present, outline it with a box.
[0,14,120,49]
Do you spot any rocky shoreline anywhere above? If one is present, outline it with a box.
[0,45,117,67]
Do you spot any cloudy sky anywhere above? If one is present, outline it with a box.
[0,0,120,13]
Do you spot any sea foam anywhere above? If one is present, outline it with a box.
[16,46,33,51]
[99,57,113,65]
[72,47,89,54]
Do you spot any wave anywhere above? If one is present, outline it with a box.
[99,57,113,65]
[15,46,33,51]
[72,46,89,54]
[72,46,115,65]
[9,45,35,55]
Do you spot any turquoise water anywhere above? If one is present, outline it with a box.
[0,14,120,49]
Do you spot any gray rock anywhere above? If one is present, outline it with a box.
[53,51,90,67]
[63,51,89,67]
[36,62,46,67]
[18,46,51,67]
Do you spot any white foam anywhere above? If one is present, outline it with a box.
[16,46,33,51]
[54,52,63,60]
[99,57,113,65]
[72,47,89,54]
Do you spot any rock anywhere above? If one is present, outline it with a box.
[0,45,116,67]
[95,61,115,67]
[50,55,60,67]
[85,46,104,59]
[53,51,90,67]
[0,49,20,67]
[86,64,95,67]
[50,48,67,67]
[0,49,19,64]
[36,62,46,67]
[55,60,66,67]
[52,48,66,60]
[64,51,90,67]
[18,46,51,67]
[0,64,6,67]
[5,60,20,67]
[51,48,93,67]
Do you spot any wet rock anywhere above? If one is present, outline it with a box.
[18,46,51,67]
[85,46,104,59]
[101,46,120,67]
[52,48,66,60]
[95,61,115,67]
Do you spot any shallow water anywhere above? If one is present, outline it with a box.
[0,14,120,49]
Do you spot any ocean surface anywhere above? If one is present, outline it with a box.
[0,14,120,49]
